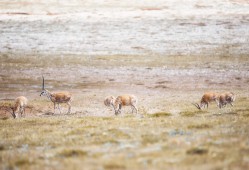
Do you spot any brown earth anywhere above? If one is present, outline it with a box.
[0,55,248,118]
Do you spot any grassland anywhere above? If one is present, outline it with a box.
[0,0,249,169]
[0,54,249,169]
[0,94,249,170]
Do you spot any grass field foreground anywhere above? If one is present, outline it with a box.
[0,98,249,170]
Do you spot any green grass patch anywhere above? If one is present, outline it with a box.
[57,149,87,157]
[67,128,87,135]
[0,117,9,120]
[223,111,238,115]
[108,128,131,139]
[0,145,5,151]
[141,134,161,145]
[14,158,31,166]
[241,112,249,117]
[180,110,208,117]
[188,123,212,129]
[186,147,208,155]
[149,112,171,117]
[236,108,249,116]
[0,101,13,107]
[104,163,126,170]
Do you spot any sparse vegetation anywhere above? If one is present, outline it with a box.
[0,53,248,169]
[0,1,248,168]
[180,110,208,117]
[104,163,126,170]
[57,149,87,157]
[188,123,212,129]
[149,112,171,117]
[186,147,208,155]
[14,159,31,166]
[0,110,248,169]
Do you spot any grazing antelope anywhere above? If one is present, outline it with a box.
[113,94,138,115]
[193,92,219,110]
[40,76,72,114]
[218,92,235,108]
[5,96,28,118]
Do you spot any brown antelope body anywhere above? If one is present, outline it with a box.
[218,92,235,108]
[40,77,72,114]
[193,92,219,110]
[7,96,28,118]
[113,94,138,115]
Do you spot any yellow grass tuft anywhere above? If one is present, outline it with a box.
[180,110,208,117]
[188,123,212,129]
[104,163,126,170]
[186,147,208,155]
[14,158,31,166]
[149,112,171,117]
[57,149,87,157]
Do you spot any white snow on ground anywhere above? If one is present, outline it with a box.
[0,0,248,56]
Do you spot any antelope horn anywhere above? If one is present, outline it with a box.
[192,103,201,110]
[4,107,16,119]
[42,76,45,90]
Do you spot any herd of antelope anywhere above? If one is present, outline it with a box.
[3,77,235,118]
[192,92,235,110]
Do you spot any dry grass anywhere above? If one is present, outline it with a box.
[186,147,208,155]
[0,54,248,169]
[0,53,248,169]
[0,102,248,170]
[149,112,172,117]
[179,110,208,117]
[0,0,248,168]
[56,149,87,158]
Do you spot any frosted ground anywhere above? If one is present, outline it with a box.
[0,0,248,56]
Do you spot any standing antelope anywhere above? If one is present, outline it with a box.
[113,94,138,115]
[40,76,72,114]
[6,96,28,118]
[193,92,219,110]
[218,92,235,108]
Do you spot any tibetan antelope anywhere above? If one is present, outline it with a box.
[40,76,72,114]
[113,94,138,115]
[5,96,28,118]
[218,92,235,108]
[193,92,219,110]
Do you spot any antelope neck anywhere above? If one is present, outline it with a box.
[45,90,53,100]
